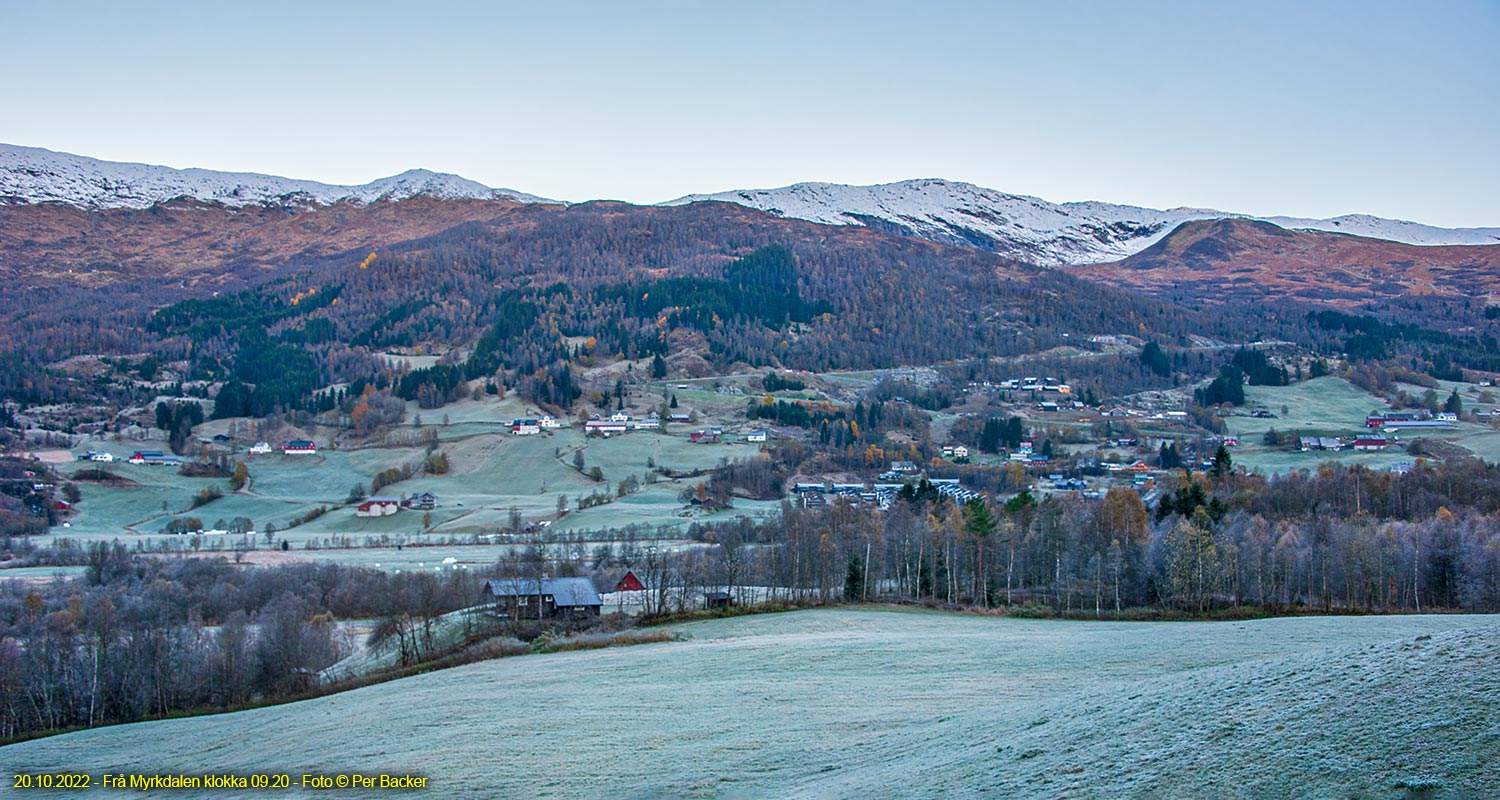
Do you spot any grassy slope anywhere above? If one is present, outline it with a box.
[5,608,1495,799]
[1224,376,1498,473]
[52,395,752,551]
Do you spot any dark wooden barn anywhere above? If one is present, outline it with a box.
[483,578,603,620]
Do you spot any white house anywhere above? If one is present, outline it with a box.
[746,430,767,443]
[538,415,560,429]
[609,411,631,423]
[249,442,273,454]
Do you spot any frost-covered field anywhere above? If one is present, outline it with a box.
[6,608,1496,799]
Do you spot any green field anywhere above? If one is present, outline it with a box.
[1224,376,1500,473]
[6,607,1495,799]
[51,394,770,560]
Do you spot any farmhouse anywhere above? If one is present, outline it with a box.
[632,414,661,431]
[356,496,402,517]
[282,440,317,455]
[609,411,631,423]
[538,415,560,429]
[745,430,767,443]
[483,577,602,619]
[83,450,113,462]
[511,419,541,435]
[406,491,439,510]
[249,441,273,454]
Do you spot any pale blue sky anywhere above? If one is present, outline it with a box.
[4,1,1497,225]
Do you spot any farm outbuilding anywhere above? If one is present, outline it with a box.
[614,570,647,592]
[705,591,734,610]
[484,578,602,620]
[356,497,403,517]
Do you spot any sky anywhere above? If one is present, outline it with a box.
[3,0,1498,226]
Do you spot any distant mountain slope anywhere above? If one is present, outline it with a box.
[0,144,553,209]
[665,179,1500,266]
[1068,217,1500,309]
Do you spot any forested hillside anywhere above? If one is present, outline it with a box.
[0,198,1263,410]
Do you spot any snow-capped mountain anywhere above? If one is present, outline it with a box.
[0,144,553,209]
[7,145,1497,267]
[664,179,1500,266]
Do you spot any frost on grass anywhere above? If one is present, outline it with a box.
[5,609,1497,800]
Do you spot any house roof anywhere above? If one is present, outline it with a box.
[364,496,402,504]
[484,577,602,607]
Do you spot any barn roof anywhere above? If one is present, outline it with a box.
[485,577,602,607]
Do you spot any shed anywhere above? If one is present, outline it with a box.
[704,590,734,610]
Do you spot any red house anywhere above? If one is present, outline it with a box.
[614,570,647,592]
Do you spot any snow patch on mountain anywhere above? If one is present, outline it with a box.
[665,179,1500,266]
[0,144,553,209]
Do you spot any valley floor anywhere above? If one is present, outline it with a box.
[4,608,1496,799]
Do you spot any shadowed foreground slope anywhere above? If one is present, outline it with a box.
[5,608,1496,799]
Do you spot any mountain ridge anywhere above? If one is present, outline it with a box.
[4,144,1497,268]
[666,179,1500,266]
[0,144,555,210]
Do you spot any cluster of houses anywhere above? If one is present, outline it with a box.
[118,440,314,463]
[1299,435,1392,452]
[355,490,441,518]
[582,411,663,436]
[511,415,561,435]
[610,570,736,610]
[794,476,981,511]
[940,444,970,462]
[1005,441,1055,467]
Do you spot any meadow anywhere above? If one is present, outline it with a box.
[1224,376,1498,474]
[5,607,1494,799]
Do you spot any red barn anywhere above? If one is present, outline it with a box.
[614,570,647,592]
